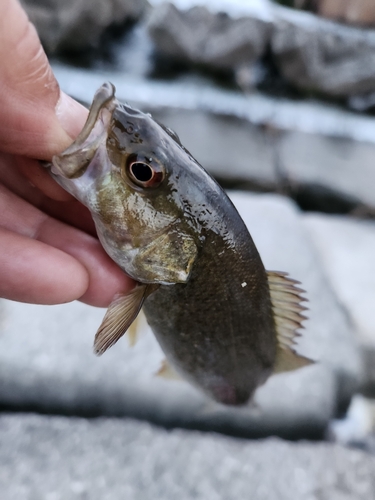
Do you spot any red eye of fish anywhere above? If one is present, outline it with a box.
[126,154,164,188]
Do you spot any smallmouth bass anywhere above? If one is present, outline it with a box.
[47,83,312,405]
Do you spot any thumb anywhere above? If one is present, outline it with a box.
[0,0,88,160]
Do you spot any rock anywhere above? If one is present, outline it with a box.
[329,394,375,446]
[304,214,375,348]
[278,130,375,207]
[21,0,147,54]
[1,414,375,500]
[272,7,375,97]
[0,193,362,438]
[362,348,375,397]
[293,0,318,11]
[52,62,375,204]
[150,108,277,187]
[52,61,375,144]
[348,91,375,113]
[148,0,274,19]
[304,213,375,394]
[147,2,272,71]
[147,1,375,97]
[288,183,369,215]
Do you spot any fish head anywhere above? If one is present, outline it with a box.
[48,83,204,285]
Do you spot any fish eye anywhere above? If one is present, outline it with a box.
[130,162,153,182]
[125,154,164,188]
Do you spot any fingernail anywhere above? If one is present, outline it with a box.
[55,91,88,140]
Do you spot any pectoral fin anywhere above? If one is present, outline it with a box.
[267,271,314,373]
[94,284,156,355]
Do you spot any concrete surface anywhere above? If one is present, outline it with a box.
[1,413,375,500]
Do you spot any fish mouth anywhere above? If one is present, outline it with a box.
[51,82,118,180]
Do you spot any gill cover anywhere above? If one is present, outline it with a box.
[133,229,198,284]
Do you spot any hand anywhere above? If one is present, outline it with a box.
[0,0,134,306]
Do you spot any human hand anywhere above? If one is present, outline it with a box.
[0,0,134,306]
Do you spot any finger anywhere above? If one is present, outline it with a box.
[0,226,89,304]
[38,218,134,307]
[0,154,96,235]
[17,156,74,202]
[39,198,97,237]
[0,152,45,207]
[0,0,88,159]
[0,153,73,203]
[0,184,134,306]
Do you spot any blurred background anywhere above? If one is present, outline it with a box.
[2,0,375,498]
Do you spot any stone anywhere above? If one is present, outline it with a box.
[304,214,375,348]
[278,130,375,207]
[0,194,362,438]
[147,2,272,70]
[21,0,147,54]
[52,61,375,204]
[148,0,274,19]
[148,1,375,97]
[52,61,375,144]
[294,0,318,11]
[304,213,375,394]
[150,108,277,187]
[329,394,375,447]
[272,7,375,97]
[1,414,375,500]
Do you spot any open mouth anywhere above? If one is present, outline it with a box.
[52,82,118,180]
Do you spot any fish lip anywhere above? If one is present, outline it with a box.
[51,82,118,180]
[66,82,117,153]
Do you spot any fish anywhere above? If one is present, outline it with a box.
[46,82,312,406]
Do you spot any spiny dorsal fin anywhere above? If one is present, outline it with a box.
[267,271,314,373]
[94,284,155,356]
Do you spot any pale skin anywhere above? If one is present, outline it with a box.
[0,0,134,306]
